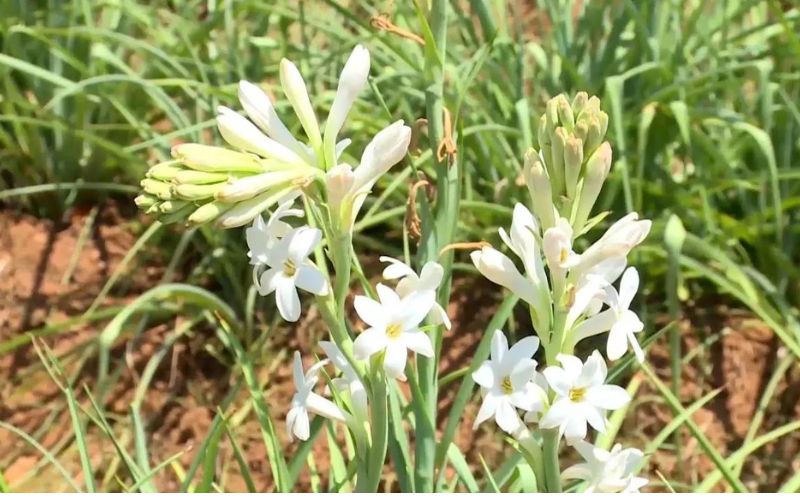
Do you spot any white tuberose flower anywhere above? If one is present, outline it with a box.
[540,351,630,442]
[287,352,347,442]
[246,197,303,265]
[472,330,544,433]
[258,226,329,322]
[562,440,648,493]
[573,267,645,361]
[319,340,368,419]
[353,284,434,380]
[379,256,451,329]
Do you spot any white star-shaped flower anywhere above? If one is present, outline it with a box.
[540,351,630,442]
[286,352,347,442]
[353,284,435,380]
[258,226,329,322]
[573,267,645,361]
[562,440,648,493]
[471,330,545,434]
[379,256,451,329]
[245,197,304,266]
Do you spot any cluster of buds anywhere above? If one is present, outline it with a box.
[135,144,316,228]
[525,92,611,235]
[135,45,410,232]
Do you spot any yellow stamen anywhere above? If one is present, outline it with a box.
[386,323,402,339]
[569,387,586,402]
[283,259,297,277]
[501,376,514,395]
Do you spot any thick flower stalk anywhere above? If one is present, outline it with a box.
[470,93,652,493]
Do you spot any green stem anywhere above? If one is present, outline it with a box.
[542,429,562,492]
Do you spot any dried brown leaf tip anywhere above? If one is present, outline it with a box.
[437,107,457,166]
[371,14,425,46]
[406,179,431,241]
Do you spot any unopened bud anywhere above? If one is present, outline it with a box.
[573,141,612,233]
[158,200,191,214]
[159,203,196,225]
[573,119,589,143]
[215,170,307,203]
[173,170,231,185]
[523,149,555,231]
[188,200,232,226]
[571,92,589,117]
[564,136,584,200]
[556,95,574,131]
[147,161,183,181]
[172,181,226,201]
[134,194,158,209]
[216,187,295,229]
[584,117,603,156]
[549,127,567,197]
[171,144,264,173]
[140,179,172,200]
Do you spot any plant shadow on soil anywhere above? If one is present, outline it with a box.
[0,200,798,492]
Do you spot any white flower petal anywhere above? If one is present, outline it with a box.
[543,366,571,396]
[586,384,630,410]
[607,321,630,361]
[490,330,509,365]
[279,58,322,152]
[216,107,303,163]
[324,45,370,147]
[556,354,584,381]
[399,290,435,330]
[418,262,444,290]
[582,403,607,433]
[539,398,572,430]
[383,343,408,379]
[495,399,523,434]
[572,308,616,342]
[473,392,498,429]
[287,227,322,262]
[376,283,402,311]
[306,392,347,421]
[618,267,639,310]
[403,330,434,358]
[258,268,280,296]
[275,277,301,322]
[379,256,415,280]
[505,336,540,368]
[238,80,303,154]
[287,405,310,441]
[354,295,385,328]
[472,362,495,389]
[294,264,329,296]
[353,327,388,360]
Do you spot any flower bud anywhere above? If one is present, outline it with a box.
[238,80,301,155]
[215,170,309,203]
[280,58,322,153]
[584,116,604,155]
[523,149,555,231]
[172,181,226,201]
[140,178,172,200]
[216,107,304,164]
[188,200,232,226]
[571,92,589,117]
[157,200,191,214]
[173,169,231,185]
[325,163,355,212]
[146,161,183,181]
[563,135,584,200]
[134,194,158,209]
[548,127,567,197]
[171,144,264,173]
[324,45,370,161]
[216,187,295,229]
[556,95,575,132]
[573,141,612,233]
[158,203,196,225]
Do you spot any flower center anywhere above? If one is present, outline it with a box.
[283,259,297,277]
[569,387,586,402]
[386,323,402,339]
[501,376,514,395]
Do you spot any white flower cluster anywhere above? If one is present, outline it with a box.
[469,93,651,492]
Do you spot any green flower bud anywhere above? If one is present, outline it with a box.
[171,144,265,173]
[564,135,584,200]
[172,170,232,185]
[188,200,233,226]
[159,203,197,225]
[158,200,191,214]
[556,95,575,132]
[573,141,612,233]
[523,149,555,231]
[549,127,567,197]
[146,161,183,181]
[140,178,172,200]
[134,194,158,209]
[571,92,589,117]
[172,181,226,201]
